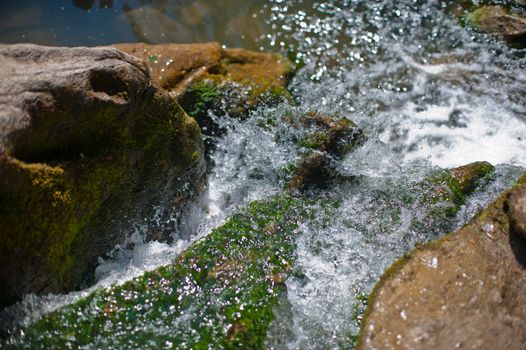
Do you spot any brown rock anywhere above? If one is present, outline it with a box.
[0,44,148,158]
[287,112,365,190]
[469,6,526,44]
[508,183,526,240]
[112,42,222,94]
[114,42,293,113]
[358,174,526,350]
[0,44,205,307]
[288,152,327,190]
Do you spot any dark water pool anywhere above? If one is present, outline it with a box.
[0,0,277,49]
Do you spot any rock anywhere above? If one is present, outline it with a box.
[72,0,95,11]
[1,157,503,346]
[424,161,495,204]
[0,44,205,308]
[358,173,526,350]
[122,5,196,44]
[3,195,331,348]
[287,112,365,190]
[114,42,294,161]
[114,42,294,118]
[120,3,269,49]
[72,0,113,11]
[288,152,327,190]
[112,42,222,94]
[507,182,526,240]
[467,6,526,44]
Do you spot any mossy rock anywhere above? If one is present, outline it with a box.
[1,158,500,347]
[265,110,366,190]
[464,5,526,44]
[115,42,294,124]
[289,123,365,189]
[0,44,205,307]
[2,195,334,349]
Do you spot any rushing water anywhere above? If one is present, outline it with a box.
[1,0,526,348]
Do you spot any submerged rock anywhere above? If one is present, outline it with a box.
[0,44,205,308]
[358,173,526,350]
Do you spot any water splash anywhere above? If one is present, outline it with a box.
[1,0,525,348]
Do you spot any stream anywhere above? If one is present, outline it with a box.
[1,0,525,349]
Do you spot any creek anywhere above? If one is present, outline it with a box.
[0,0,525,349]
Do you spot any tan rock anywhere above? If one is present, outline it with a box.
[113,42,293,108]
[359,174,526,350]
[468,6,526,44]
[112,42,222,93]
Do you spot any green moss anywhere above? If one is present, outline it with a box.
[0,161,77,287]
[5,195,333,349]
[277,163,298,185]
[184,80,221,119]
[269,85,292,102]
[424,161,494,206]
[465,6,488,26]
[297,131,331,150]
[0,90,204,306]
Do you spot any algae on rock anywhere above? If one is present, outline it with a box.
[466,5,526,44]
[3,195,335,349]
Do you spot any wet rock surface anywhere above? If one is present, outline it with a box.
[287,112,365,190]
[0,44,205,307]
[358,174,526,350]
[112,42,222,96]
[1,195,331,349]
[113,42,293,110]
[116,41,293,136]
[467,5,526,44]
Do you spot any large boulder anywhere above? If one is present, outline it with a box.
[358,173,526,350]
[0,44,205,308]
